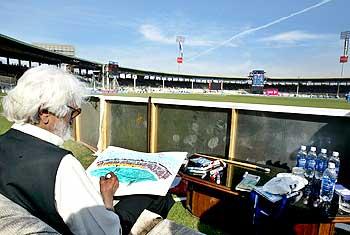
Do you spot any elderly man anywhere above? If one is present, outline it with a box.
[0,65,174,235]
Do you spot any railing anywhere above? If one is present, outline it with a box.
[76,95,350,186]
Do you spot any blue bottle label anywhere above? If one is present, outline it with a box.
[307,160,316,169]
[298,158,306,167]
[316,161,325,171]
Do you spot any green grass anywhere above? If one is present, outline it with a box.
[62,140,96,169]
[0,115,12,135]
[0,96,12,135]
[113,92,350,109]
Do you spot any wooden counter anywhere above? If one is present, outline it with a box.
[180,158,350,235]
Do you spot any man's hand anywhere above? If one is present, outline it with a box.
[99,172,119,210]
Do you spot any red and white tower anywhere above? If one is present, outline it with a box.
[176,36,185,73]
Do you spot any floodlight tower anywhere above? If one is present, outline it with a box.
[176,36,185,73]
[337,31,350,97]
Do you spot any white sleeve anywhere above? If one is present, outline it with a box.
[55,154,122,235]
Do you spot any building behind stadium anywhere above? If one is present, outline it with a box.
[32,43,75,57]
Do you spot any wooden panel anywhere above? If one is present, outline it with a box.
[191,190,220,218]
[180,172,239,196]
[318,223,334,235]
[102,101,110,150]
[228,109,238,160]
[294,224,319,235]
[293,223,336,235]
[226,109,238,187]
[149,103,158,153]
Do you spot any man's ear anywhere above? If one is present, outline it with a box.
[38,110,50,125]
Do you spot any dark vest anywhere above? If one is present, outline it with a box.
[0,128,73,234]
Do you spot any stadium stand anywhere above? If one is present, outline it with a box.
[1,33,350,98]
[0,33,101,87]
[1,33,350,235]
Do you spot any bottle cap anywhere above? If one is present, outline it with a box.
[328,162,335,169]
[301,145,306,150]
[321,149,327,154]
[311,146,316,152]
[333,151,339,157]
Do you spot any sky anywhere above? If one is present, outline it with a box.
[0,0,349,77]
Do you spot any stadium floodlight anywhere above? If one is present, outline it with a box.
[340,31,350,39]
[176,36,185,72]
[338,31,350,97]
[340,31,350,57]
[176,36,185,43]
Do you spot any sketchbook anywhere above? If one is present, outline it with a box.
[86,146,188,196]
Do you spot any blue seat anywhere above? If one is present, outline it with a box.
[251,190,288,225]
[250,190,297,235]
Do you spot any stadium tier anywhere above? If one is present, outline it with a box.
[1,33,350,97]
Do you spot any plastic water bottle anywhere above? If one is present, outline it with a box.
[296,145,307,168]
[304,146,317,178]
[315,148,328,180]
[329,151,340,177]
[319,162,337,202]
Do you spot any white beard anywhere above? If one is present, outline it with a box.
[53,119,72,141]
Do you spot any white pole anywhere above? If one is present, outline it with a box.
[102,68,105,90]
[176,36,185,74]
[106,72,110,91]
[296,83,299,96]
[337,63,344,98]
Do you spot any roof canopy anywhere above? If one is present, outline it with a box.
[0,34,101,70]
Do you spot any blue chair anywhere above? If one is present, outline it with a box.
[250,190,297,235]
[251,190,289,225]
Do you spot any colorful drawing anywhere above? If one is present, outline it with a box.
[86,146,187,196]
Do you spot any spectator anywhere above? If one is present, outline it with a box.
[0,65,174,235]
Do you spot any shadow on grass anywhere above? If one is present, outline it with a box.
[168,200,232,235]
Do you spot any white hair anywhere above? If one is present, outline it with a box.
[2,65,87,124]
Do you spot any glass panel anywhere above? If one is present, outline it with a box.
[80,97,100,148]
[235,110,350,172]
[157,105,230,157]
[108,101,148,152]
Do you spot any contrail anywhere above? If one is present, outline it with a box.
[187,0,334,62]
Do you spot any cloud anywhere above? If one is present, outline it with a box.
[187,0,334,62]
[139,24,215,46]
[139,24,173,44]
[260,31,327,43]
